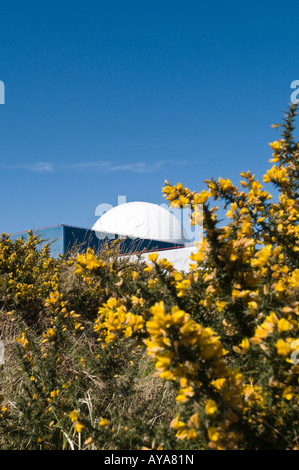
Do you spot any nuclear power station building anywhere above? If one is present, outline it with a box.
[10,201,196,271]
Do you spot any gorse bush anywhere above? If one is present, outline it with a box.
[0,234,59,323]
[0,105,298,450]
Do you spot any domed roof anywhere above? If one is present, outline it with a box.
[92,201,188,244]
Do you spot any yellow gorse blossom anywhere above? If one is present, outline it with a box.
[208,427,220,442]
[275,339,291,357]
[148,252,158,263]
[69,410,79,422]
[75,248,106,273]
[205,399,217,415]
[74,421,85,433]
[145,300,247,432]
[46,328,55,338]
[99,417,109,427]
[94,297,145,344]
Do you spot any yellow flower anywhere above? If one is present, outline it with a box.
[187,428,198,440]
[159,370,175,380]
[263,165,288,184]
[176,279,191,297]
[239,338,250,351]
[269,141,281,151]
[187,413,200,429]
[47,328,55,338]
[274,280,285,293]
[148,278,158,289]
[251,245,272,268]
[124,326,133,338]
[211,378,226,390]
[170,414,185,431]
[172,271,183,281]
[179,195,190,206]
[180,318,197,335]
[277,318,293,333]
[205,399,217,415]
[99,417,109,427]
[148,252,158,263]
[282,386,294,401]
[74,421,85,433]
[69,410,79,422]
[159,258,174,271]
[216,300,227,312]
[217,177,233,191]
[144,264,154,272]
[176,385,194,403]
[131,295,143,306]
[106,297,117,308]
[226,202,238,219]
[171,306,187,325]
[193,190,211,205]
[155,352,173,371]
[176,428,189,440]
[208,427,220,442]
[275,339,291,356]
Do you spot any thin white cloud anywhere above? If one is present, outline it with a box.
[66,161,150,173]
[0,162,54,172]
[0,159,190,174]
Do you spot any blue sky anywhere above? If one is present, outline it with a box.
[0,0,298,234]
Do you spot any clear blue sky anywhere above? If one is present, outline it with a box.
[0,0,298,234]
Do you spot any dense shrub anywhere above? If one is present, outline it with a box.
[0,105,298,450]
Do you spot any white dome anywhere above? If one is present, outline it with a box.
[92,201,188,244]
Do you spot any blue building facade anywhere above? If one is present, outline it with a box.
[10,224,184,257]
